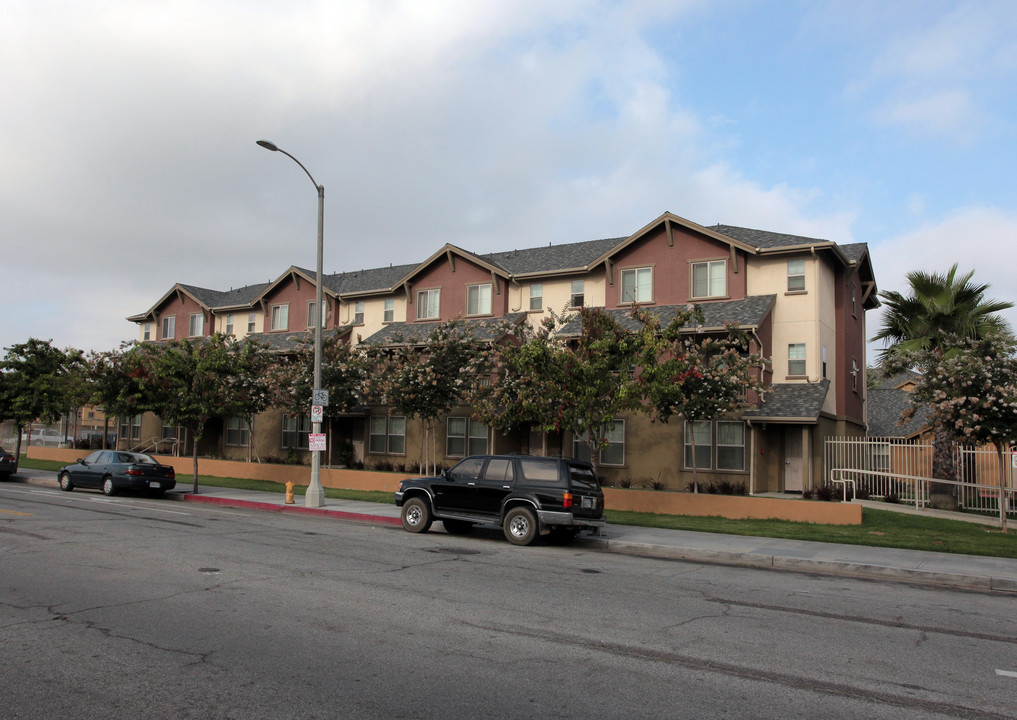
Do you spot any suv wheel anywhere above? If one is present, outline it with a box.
[401,497,433,533]
[503,507,537,546]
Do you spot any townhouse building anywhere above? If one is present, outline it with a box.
[126,211,878,492]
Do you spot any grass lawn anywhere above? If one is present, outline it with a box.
[15,457,1017,559]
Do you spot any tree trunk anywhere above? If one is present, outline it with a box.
[929,424,958,510]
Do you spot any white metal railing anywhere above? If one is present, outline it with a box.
[135,436,179,456]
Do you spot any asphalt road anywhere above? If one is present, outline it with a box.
[2,482,1016,720]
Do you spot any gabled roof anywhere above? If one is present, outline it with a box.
[321,263,419,295]
[361,313,527,347]
[743,380,831,423]
[394,244,512,289]
[481,237,624,276]
[126,283,221,322]
[558,296,777,336]
[867,388,929,438]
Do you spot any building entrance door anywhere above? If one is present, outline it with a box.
[784,428,803,492]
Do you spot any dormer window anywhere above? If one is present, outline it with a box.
[691,260,726,299]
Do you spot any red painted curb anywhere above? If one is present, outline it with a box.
[182,494,403,527]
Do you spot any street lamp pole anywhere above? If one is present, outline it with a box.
[256,139,326,508]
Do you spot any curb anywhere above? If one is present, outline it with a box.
[181,493,403,528]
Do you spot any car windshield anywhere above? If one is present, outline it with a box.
[569,464,600,490]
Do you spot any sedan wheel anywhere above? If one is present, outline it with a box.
[102,476,116,497]
[503,507,538,546]
[59,472,74,492]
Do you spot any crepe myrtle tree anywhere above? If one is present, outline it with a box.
[362,318,495,475]
[472,307,641,474]
[85,343,153,450]
[892,333,1017,532]
[272,329,370,465]
[631,305,766,492]
[0,338,84,469]
[137,334,273,492]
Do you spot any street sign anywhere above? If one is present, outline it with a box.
[309,433,326,452]
[312,388,329,406]
[311,405,323,423]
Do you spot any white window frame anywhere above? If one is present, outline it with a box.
[716,421,746,471]
[416,289,440,320]
[225,416,249,446]
[788,343,807,376]
[446,417,491,457]
[573,420,626,467]
[369,415,406,455]
[684,421,712,470]
[467,283,493,316]
[271,304,289,331]
[787,259,806,292]
[691,260,726,299]
[529,283,543,311]
[189,313,204,337]
[225,314,234,335]
[353,301,365,325]
[281,415,310,449]
[143,323,151,341]
[620,267,652,304]
[247,312,256,333]
[307,301,324,329]
[161,316,175,340]
[383,298,395,323]
[570,279,585,308]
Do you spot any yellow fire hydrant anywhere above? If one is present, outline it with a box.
[284,481,295,505]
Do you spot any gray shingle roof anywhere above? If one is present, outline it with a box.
[558,296,777,335]
[867,388,930,437]
[361,313,528,346]
[480,237,624,275]
[709,225,832,249]
[743,381,830,422]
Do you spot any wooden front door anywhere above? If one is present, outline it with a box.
[784,428,803,492]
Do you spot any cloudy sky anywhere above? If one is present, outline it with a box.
[4,0,1017,355]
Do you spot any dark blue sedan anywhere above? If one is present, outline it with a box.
[58,450,176,497]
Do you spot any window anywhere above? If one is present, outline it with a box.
[143,323,151,341]
[369,415,405,454]
[247,312,256,333]
[822,345,828,379]
[416,289,440,320]
[225,417,249,446]
[691,260,726,298]
[684,421,712,469]
[529,283,543,311]
[161,316,175,340]
[871,443,891,472]
[620,267,652,304]
[716,422,745,471]
[354,301,365,325]
[788,343,806,376]
[281,415,310,449]
[570,279,585,308]
[118,415,141,442]
[573,420,625,466]
[225,314,234,335]
[383,298,395,323]
[446,418,490,457]
[787,260,806,292]
[468,284,493,316]
[188,313,204,337]
[161,423,181,442]
[307,301,325,329]
[271,304,289,331]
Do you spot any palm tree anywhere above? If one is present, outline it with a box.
[873,264,1013,508]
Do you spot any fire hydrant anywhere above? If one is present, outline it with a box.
[285,481,295,505]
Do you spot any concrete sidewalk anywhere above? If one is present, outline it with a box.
[8,469,1016,593]
[172,484,1017,594]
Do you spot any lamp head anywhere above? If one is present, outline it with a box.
[256,140,279,152]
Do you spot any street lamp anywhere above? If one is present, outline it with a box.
[257,139,326,508]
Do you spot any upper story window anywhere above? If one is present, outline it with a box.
[570,279,585,308]
[787,260,806,292]
[189,313,204,337]
[306,302,318,329]
[247,312,256,333]
[468,284,492,316]
[788,343,807,376]
[225,314,234,335]
[691,260,726,299]
[161,316,175,340]
[143,323,151,341]
[354,301,365,325]
[383,298,395,323]
[416,289,440,320]
[270,304,289,331]
[528,283,543,311]
[620,267,652,304]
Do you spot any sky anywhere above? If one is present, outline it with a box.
[3,0,1017,357]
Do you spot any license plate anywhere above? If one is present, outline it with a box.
[582,497,594,509]
[150,482,161,489]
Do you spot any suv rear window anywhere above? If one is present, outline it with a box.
[569,464,600,490]
[518,458,563,487]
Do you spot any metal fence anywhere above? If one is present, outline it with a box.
[824,436,1016,518]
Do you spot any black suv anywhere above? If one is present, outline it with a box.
[395,455,606,546]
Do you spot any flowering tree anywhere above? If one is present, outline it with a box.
[472,307,641,473]
[363,319,491,474]
[85,343,152,449]
[631,306,766,490]
[897,334,1017,531]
